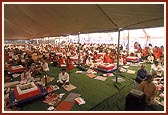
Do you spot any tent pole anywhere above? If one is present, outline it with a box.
[116,28,122,83]
[142,29,149,47]
[54,38,56,45]
[146,35,149,47]
[127,30,130,55]
[78,32,81,65]
[37,39,39,44]
[59,35,60,48]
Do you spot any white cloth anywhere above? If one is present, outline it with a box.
[58,72,69,83]
[149,46,154,54]
[42,62,49,72]
[86,59,94,68]
[20,71,34,84]
[147,55,154,63]
[150,64,163,76]
[119,58,124,66]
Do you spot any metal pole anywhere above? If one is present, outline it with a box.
[48,37,49,44]
[37,39,39,44]
[146,36,149,47]
[127,30,130,55]
[78,32,80,65]
[59,36,60,48]
[54,38,56,45]
[116,28,122,83]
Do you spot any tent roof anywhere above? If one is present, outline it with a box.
[4,3,164,40]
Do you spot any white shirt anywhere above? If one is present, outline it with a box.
[150,64,163,76]
[119,58,124,65]
[20,71,34,84]
[147,55,154,63]
[86,58,94,68]
[149,46,154,54]
[58,72,69,83]
[42,62,49,72]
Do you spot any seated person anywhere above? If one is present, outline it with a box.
[57,69,70,86]
[30,63,42,77]
[123,56,127,65]
[58,56,66,67]
[52,55,59,66]
[93,51,99,61]
[4,93,10,111]
[119,55,124,66]
[66,56,74,70]
[147,53,154,63]
[150,61,163,77]
[130,52,135,56]
[135,64,147,83]
[42,60,49,73]
[85,57,94,68]
[157,56,164,66]
[20,69,34,84]
[103,52,113,63]
[139,75,157,105]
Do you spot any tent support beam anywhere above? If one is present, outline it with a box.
[78,32,81,65]
[127,30,130,55]
[116,28,122,83]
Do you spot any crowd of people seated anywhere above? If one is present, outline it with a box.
[132,43,164,106]
[4,42,164,107]
[4,42,164,77]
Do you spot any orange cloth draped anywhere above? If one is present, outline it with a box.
[103,54,113,63]
[153,49,160,59]
[158,48,163,56]
[142,49,148,57]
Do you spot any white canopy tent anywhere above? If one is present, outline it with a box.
[3,3,164,40]
[3,3,165,83]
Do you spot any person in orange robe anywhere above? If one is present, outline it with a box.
[103,52,113,63]
[141,47,148,60]
[153,47,160,60]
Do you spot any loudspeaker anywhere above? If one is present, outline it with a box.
[125,92,146,111]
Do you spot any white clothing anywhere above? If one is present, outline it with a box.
[147,55,154,63]
[20,71,34,84]
[42,62,49,72]
[149,46,153,54]
[150,64,163,76]
[119,58,124,66]
[58,72,69,83]
[86,59,94,68]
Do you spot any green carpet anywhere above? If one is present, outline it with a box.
[8,63,164,111]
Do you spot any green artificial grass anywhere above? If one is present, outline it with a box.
[7,63,164,111]
[90,83,135,111]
